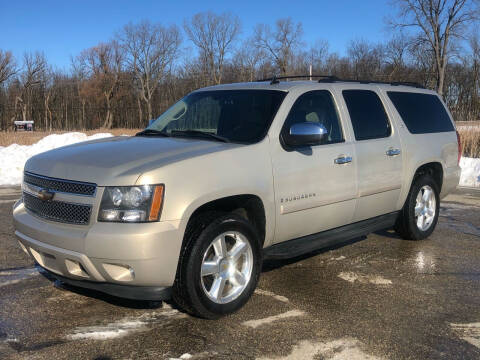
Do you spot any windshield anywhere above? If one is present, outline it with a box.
[147,90,287,144]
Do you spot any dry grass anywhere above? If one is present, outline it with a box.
[0,128,141,147]
[458,127,480,158]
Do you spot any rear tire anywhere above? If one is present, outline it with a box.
[173,212,262,319]
[395,174,440,240]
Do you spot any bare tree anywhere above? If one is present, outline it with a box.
[184,12,240,85]
[120,20,181,122]
[390,0,479,96]
[347,39,385,80]
[384,33,412,80]
[233,38,266,81]
[0,50,17,85]
[76,41,123,128]
[13,52,47,122]
[254,18,304,76]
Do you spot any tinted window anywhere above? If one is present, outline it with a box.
[283,90,343,144]
[342,90,391,140]
[149,90,286,144]
[387,92,454,134]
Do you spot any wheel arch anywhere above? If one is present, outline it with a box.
[182,194,267,248]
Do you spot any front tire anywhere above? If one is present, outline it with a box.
[395,174,440,240]
[173,212,262,319]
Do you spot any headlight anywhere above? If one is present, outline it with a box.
[98,185,164,223]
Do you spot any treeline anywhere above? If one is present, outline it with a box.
[0,0,479,131]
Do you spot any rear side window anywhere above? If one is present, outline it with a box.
[342,90,391,140]
[387,92,454,134]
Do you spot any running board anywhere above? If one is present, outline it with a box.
[263,212,399,260]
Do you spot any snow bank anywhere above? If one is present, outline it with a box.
[0,132,113,186]
[460,157,480,188]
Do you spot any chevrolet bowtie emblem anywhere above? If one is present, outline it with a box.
[37,189,54,201]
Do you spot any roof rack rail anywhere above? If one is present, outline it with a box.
[256,74,425,89]
[257,75,338,85]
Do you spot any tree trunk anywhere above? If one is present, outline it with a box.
[137,97,143,127]
[147,98,152,122]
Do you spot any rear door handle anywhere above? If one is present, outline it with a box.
[386,148,401,156]
[334,155,353,164]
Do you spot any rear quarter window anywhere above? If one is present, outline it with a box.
[387,92,454,134]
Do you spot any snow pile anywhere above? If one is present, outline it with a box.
[0,132,113,186]
[460,157,480,188]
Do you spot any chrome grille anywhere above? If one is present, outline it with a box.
[23,192,92,225]
[24,172,96,196]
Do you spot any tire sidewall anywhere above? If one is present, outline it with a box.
[406,175,440,239]
[185,215,262,317]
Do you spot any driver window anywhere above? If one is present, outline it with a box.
[283,90,344,144]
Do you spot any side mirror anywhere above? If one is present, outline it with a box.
[148,119,155,127]
[283,122,328,147]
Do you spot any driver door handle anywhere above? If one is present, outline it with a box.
[386,148,401,156]
[334,155,353,165]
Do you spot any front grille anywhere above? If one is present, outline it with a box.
[24,172,96,196]
[23,192,92,225]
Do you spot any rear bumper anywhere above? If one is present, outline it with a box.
[441,165,461,199]
[13,200,184,289]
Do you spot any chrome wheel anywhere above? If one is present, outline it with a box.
[200,231,253,304]
[415,185,436,231]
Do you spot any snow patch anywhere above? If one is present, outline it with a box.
[254,288,289,303]
[331,256,346,261]
[243,310,305,329]
[0,132,113,185]
[256,338,382,360]
[459,157,480,188]
[451,322,480,349]
[169,354,193,360]
[66,305,186,340]
[338,272,392,285]
[0,267,40,287]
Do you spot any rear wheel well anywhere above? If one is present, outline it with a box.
[186,195,266,246]
[413,162,443,192]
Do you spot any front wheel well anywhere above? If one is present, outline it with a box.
[413,162,443,192]
[185,195,266,246]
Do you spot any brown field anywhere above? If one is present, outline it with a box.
[458,127,480,158]
[0,128,141,147]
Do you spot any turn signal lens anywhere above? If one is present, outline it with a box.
[149,185,164,221]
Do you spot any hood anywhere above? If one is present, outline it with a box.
[25,136,239,186]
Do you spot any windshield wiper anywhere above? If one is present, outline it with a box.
[136,129,170,137]
[170,130,230,143]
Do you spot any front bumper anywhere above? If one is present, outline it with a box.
[13,200,184,296]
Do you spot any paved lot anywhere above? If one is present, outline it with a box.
[1,186,480,360]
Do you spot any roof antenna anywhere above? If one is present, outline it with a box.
[270,75,279,85]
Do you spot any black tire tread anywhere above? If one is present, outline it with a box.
[172,210,225,317]
[395,174,439,240]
